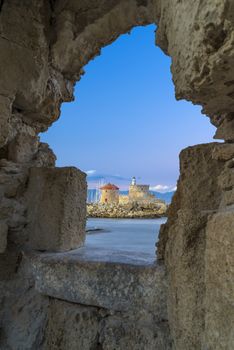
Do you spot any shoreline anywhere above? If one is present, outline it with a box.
[87,215,166,219]
[87,202,168,219]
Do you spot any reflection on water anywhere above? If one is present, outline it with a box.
[85,218,167,256]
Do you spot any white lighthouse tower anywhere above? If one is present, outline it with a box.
[131,176,136,186]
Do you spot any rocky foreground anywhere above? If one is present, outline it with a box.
[87,202,167,218]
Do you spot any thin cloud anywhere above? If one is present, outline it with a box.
[87,173,177,193]
[85,170,97,175]
[149,184,177,193]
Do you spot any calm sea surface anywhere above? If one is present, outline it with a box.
[85,218,167,256]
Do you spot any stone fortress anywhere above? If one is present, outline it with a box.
[100,183,120,204]
[124,176,160,204]
[100,177,164,205]
[0,1,233,349]
[92,177,167,218]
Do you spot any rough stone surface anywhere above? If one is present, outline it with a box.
[31,248,172,349]
[156,0,234,135]
[0,0,233,349]
[99,309,172,350]
[87,201,167,218]
[44,300,101,350]
[212,142,234,161]
[0,0,233,138]
[0,95,13,148]
[157,143,228,350]
[204,211,234,350]
[44,299,172,350]
[0,221,8,253]
[25,167,87,251]
[0,255,49,350]
[31,247,167,314]
[8,132,39,164]
[0,160,28,249]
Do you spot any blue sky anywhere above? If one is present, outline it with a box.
[41,24,216,191]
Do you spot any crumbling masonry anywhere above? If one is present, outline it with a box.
[0,1,233,349]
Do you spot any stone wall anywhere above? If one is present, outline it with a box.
[0,0,233,349]
[128,184,156,202]
[157,143,226,349]
[44,298,171,350]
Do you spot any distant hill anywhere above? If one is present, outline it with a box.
[87,189,175,204]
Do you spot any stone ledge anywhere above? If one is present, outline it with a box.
[29,247,167,316]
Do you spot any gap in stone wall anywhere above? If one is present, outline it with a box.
[40,24,216,257]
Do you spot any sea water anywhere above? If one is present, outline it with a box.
[85,217,167,256]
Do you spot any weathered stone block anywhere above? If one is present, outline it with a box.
[8,132,39,163]
[33,142,57,168]
[218,167,234,191]
[220,189,234,207]
[31,247,172,349]
[26,167,87,251]
[158,143,226,350]
[100,311,172,350]
[212,143,234,161]
[0,164,27,199]
[205,211,234,350]
[44,298,172,350]
[0,221,8,253]
[45,299,101,350]
[30,247,167,315]
[214,118,234,142]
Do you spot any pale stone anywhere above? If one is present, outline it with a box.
[25,167,87,251]
[31,247,167,315]
[0,1,233,349]
[220,189,234,207]
[44,298,172,350]
[218,167,234,191]
[100,310,172,350]
[32,248,172,349]
[44,300,101,350]
[205,211,234,350]
[157,143,226,350]
[214,118,234,141]
[0,257,49,349]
